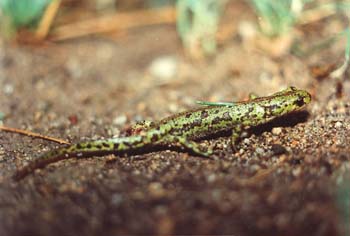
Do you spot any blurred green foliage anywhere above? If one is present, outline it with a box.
[176,0,227,57]
[0,0,51,29]
[147,0,175,8]
[249,0,350,38]
[330,27,350,78]
[344,28,350,65]
[336,169,350,236]
[248,0,307,37]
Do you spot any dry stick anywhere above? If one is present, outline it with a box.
[216,22,238,44]
[298,6,338,25]
[0,125,70,145]
[51,7,176,41]
[36,0,62,40]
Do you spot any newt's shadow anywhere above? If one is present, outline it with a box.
[249,110,310,136]
[193,110,310,141]
[119,143,212,159]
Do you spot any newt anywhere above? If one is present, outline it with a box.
[13,86,311,180]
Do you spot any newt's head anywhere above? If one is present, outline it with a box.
[282,85,310,101]
[257,86,311,118]
[282,86,311,106]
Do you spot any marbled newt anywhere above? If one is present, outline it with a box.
[14,86,311,180]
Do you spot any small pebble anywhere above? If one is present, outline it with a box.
[271,144,287,156]
[292,167,302,177]
[113,115,127,126]
[243,138,251,145]
[111,193,123,206]
[272,127,282,135]
[207,174,216,183]
[66,58,82,79]
[334,121,342,128]
[238,20,257,40]
[149,55,178,81]
[148,182,165,198]
[3,83,14,95]
[256,147,265,155]
[168,103,179,113]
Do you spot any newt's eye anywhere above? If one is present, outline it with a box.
[294,97,305,107]
[286,86,297,92]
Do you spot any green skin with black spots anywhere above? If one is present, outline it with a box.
[13,86,311,180]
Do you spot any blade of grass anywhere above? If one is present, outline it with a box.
[331,27,350,79]
[0,125,70,144]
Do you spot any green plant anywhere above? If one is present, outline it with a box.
[0,0,51,30]
[176,0,227,57]
[333,165,350,236]
[248,0,308,37]
[329,27,350,79]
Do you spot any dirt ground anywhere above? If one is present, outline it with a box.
[1,3,350,236]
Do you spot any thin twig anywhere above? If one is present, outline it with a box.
[36,0,62,40]
[50,7,176,41]
[0,125,70,144]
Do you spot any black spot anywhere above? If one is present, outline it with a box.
[185,113,192,118]
[76,143,83,149]
[179,124,190,133]
[266,104,279,112]
[168,127,175,134]
[124,142,133,148]
[212,116,221,124]
[223,112,231,121]
[95,145,102,149]
[192,119,202,126]
[102,142,110,148]
[272,104,280,110]
[86,144,92,149]
[151,134,159,142]
[201,110,209,119]
[113,143,119,149]
[132,140,143,145]
[170,128,180,135]
[294,98,305,107]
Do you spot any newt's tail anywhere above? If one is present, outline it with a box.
[13,135,146,181]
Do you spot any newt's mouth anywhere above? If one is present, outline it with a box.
[303,92,312,104]
[293,92,311,108]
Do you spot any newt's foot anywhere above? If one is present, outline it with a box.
[167,136,213,158]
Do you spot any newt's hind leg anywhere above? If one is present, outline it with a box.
[230,125,242,152]
[124,120,156,136]
[163,136,213,157]
[248,93,259,100]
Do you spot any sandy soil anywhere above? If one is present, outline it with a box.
[0,4,350,236]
